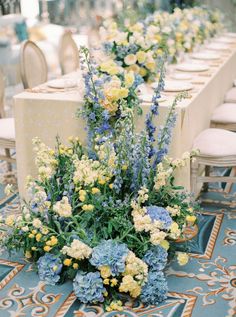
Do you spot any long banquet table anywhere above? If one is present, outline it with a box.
[14,37,236,199]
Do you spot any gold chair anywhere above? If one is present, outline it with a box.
[20,40,48,89]
[59,31,80,75]
[0,69,15,171]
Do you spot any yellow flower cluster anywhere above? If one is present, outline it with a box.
[100,59,122,76]
[106,300,123,312]
[32,137,57,181]
[53,197,72,218]
[61,239,92,260]
[73,155,107,187]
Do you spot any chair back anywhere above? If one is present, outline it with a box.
[0,68,5,118]
[59,31,80,75]
[20,40,48,89]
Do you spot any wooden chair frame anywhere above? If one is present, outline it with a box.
[20,40,48,89]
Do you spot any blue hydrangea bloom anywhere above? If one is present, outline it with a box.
[37,254,62,285]
[147,206,173,229]
[143,246,168,271]
[141,270,168,305]
[73,271,105,304]
[89,240,129,275]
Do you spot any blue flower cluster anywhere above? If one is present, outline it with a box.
[89,240,129,275]
[73,271,105,303]
[37,254,62,285]
[143,245,168,271]
[142,245,168,305]
[146,206,173,229]
[141,270,168,305]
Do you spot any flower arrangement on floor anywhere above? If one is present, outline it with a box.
[1,48,198,311]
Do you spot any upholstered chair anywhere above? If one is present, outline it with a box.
[191,129,236,197]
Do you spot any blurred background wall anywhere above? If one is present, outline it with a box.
[202,0,236,31]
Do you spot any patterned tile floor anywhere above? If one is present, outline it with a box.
[0,162,235,317]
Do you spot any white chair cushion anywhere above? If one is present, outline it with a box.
[193,128,236,157]
[0,118,15,140]
[211,103,236,123]
[225,87,236,103]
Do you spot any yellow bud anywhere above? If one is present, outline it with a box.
[92,187,100,194]
[63,258,72,266]
[103,278,110,285]
[36,233,42,242]
[73,263,79,269]
[109,184,113,189]
[79,195,86,202]
[44,245,51,252]
[31,247,37,251]
[25,251,32,259]
[32,230,37,235]
[122,165,128,171]
[28,233,35,239]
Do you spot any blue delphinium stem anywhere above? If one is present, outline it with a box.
[145,57,166,158]
[153,92,187,166]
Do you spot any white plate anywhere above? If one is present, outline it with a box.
[163,81,193,92]
[47,79,78,89]
[225,32,236,38]
[215,37,236,44]
[170,73,193,80]
[192,51,221,60]
[139,94,166,103]
[176,63,210,72]
[206,43,230,51]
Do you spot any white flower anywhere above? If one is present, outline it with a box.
[61,239,92,260]
[53,197,72,218]
[4,184,13,196]
[32,218,42,229]
[21,226,29,232]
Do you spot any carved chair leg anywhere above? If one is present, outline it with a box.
[203,165,210,192]
[224,167,236,194]
[191,158,199,198]
[5,148,12,172]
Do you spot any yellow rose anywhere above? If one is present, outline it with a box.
[127,64,140,74]
[160,240,170,250]
[124,54,137,66]
[119,87,129,99]
[186,215,196,223]
[100,265,111,278]
[124,72,135,88]
[177,252,189,266]
[170,222,179,233]
[50,237,58,246]
[139,67,147,77]
[136,51,147,64]
[110,278,118,287]
[145,61,156,72]
[79,190,86,196]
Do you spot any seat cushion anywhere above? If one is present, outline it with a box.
[0,118,15,140]
[193,128,236,157]
[225,87,236,103]
[211,103,236,123]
